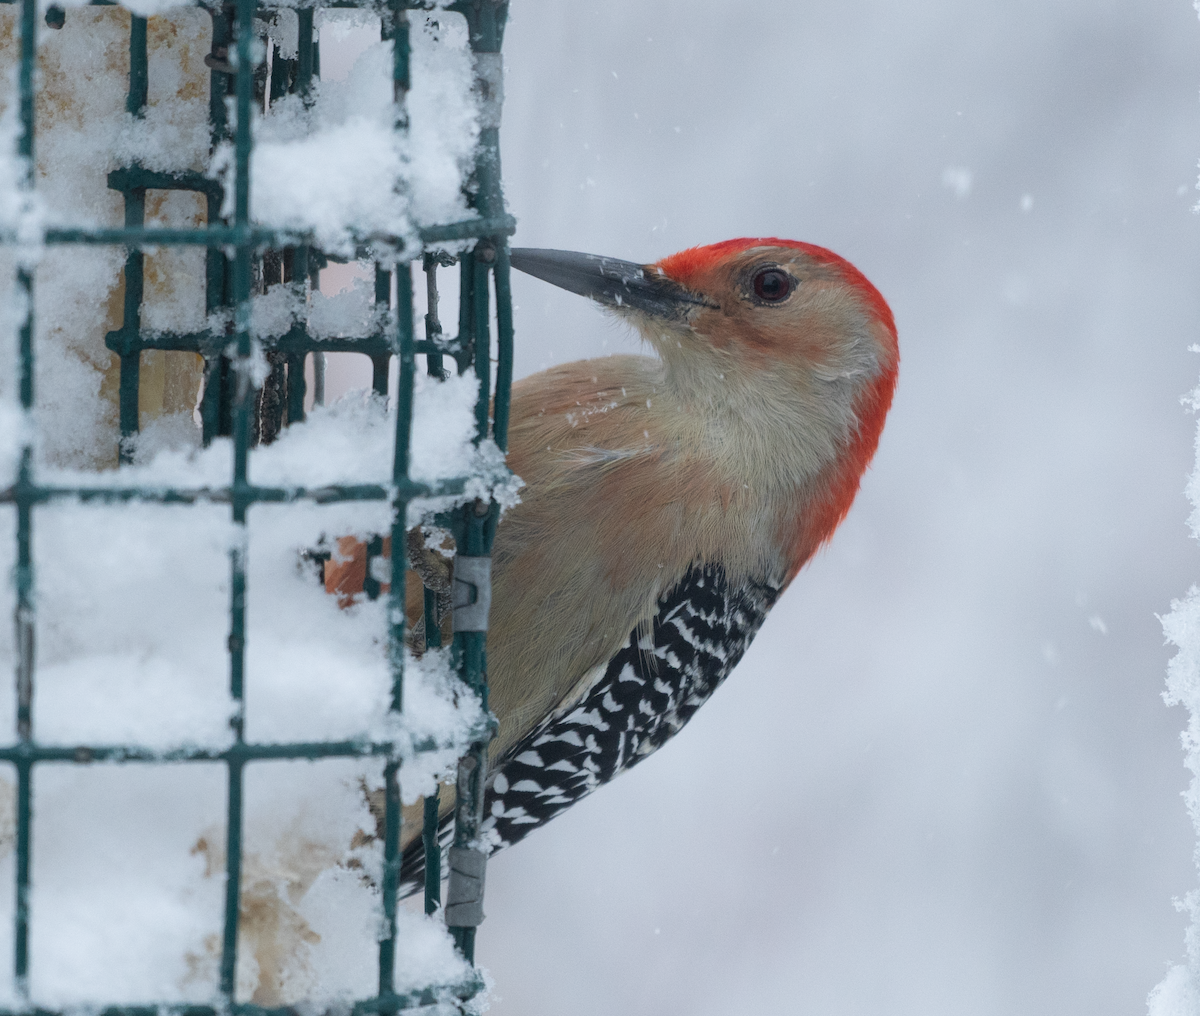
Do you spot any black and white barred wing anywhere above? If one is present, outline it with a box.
[483,562,779,850]
[398,562,779,893]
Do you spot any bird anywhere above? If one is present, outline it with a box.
[398,237,898,890]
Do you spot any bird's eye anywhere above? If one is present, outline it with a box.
[752,267,793,303]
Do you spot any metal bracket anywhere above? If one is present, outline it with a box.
[452,556,491,632]
[444,846,487,927]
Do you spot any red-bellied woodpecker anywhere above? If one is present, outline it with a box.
[400,238,898,886]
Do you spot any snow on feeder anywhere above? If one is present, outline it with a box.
[0,0,513,1008]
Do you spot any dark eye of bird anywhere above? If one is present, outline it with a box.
[752,267,792,302]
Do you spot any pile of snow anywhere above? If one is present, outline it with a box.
[217,8,479,255]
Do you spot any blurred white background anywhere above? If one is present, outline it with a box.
[453,2,1200,1014]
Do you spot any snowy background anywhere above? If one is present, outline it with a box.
[462,1,1200,1014]
[0,0,1193,1010]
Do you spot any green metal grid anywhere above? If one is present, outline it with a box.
[0,0,512,1009]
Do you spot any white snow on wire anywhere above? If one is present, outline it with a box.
[217,277,382,342]
[55,369,518,503]
[213,12,480,254]
[308,276,381,339]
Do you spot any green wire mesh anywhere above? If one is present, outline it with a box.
[0,0,513,1009]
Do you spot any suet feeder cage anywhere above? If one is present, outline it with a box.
[0,0,513,1009]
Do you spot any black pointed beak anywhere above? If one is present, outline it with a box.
[509,248,716,320]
